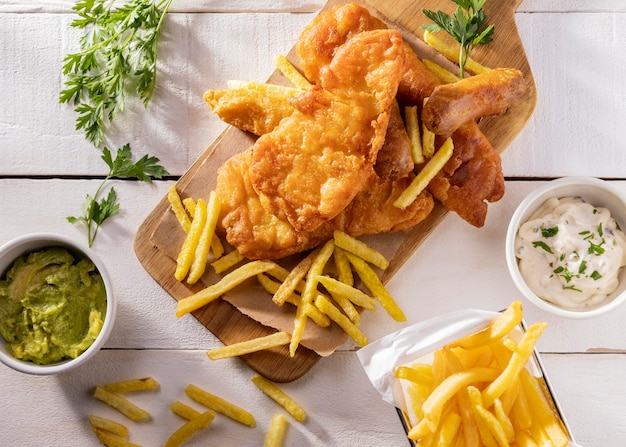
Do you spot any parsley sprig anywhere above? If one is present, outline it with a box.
[60,0,173,146]
[68,144,169,246]
[422,0,495,78]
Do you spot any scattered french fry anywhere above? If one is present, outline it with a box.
[251,374,307,422]
[394,137,454,209]
[290,240,335,357]
[164,410,215,447]
[274,54,311,89]
[88,415,129,438]
[314,294,368,347]
[207,331,291,360]
[405,105,424,164]
[104,377,160,394]
[264,413,289,447]
[423,30,491,75]
[170,400,202,421]
[333,230,389,270]
[175,198,207,281]
[187,191,221,284]
[93,428,141,447]
[450,300,523,349]
[273,249,317,306]
[344,252,406,322]
[332,247,353,286]
[422,59,461,84]
[168,185,192,234]
[93,386,151,422]
[185,384,256,427]
[315,275,376,312]
[211,249,245,274]
[176,260,278,317]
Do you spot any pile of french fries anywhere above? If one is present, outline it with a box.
[396,301,570,447]
[168,186,406,360]
[88,375,306,447]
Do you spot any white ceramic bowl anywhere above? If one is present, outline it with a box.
[0,233,115,374]
[506,177,626,318]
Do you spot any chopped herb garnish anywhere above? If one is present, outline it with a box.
[532,241,553,253]
[578,260,587,274]
[541,226,559,238]
[591,270,603,280]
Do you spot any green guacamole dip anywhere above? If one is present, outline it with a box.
[0,247,107,364]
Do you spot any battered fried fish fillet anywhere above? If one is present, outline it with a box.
[428,120,505,227]
[203,87,297,136]
[422,67,527,135]
[216,150,433,259]
[249,29,405,233]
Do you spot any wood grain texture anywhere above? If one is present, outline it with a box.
[135,0,536,382]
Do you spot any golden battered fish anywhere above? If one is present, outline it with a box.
[248,29,405,233]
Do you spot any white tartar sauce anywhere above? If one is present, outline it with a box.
[515,197,626,309]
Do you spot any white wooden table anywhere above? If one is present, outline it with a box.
[1,1,625,445]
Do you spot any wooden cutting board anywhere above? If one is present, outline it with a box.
[134,0,536,383]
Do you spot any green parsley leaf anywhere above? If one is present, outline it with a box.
[60,0,173,147]
[541,226,559,238]
[422,0,495,78]
[532,241,553,254]
[68,144,168,246]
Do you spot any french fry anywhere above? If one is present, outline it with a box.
[88,415,129,438]
[420,367,499,432]
[164,410,215,447]
[493,398,515,443]
[104,377,160,394]
[332,247,354,286]
[170,400,202,421]
[207,331,291,360]
[404,105,424,164]
[333,230,389,270]
[434,411,462,447]
[185,384,256,427]
[93,429,141,447]
[481,322,547,408]
[290,240,335,357]
[175,198,207,281]
[456,387,481,447]
[324,287,360,324]
[395,363,434,388]
[423,30,491,75]
[93,386,151,422]
[187,191,221,284]
[314,294,368,347]
[176,260,277,317]
[272,249,317,306]
[210,234,225,259]
[274,54,311,89]
[422,59,461,84]
[264,413,289,447]
[256,273,330,327]
[394,137,454,209]
[344,252,406,322]
[450,301,524,349]
[467,386,509,447]
[251,374,307,422]
[211,249,245,274]
[182,197,196,216]
[465,387,500,447]
[519,369,569,446]
[315,275,376,311]
[168,185,192,233]
[421,98,436,158]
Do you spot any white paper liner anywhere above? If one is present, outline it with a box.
[357,308,582,446]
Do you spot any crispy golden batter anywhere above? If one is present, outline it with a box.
[203,88,296,136]
[428,121,505,227]
[422,67,527,135]
[249,29,405,233]
[216,151,433,260]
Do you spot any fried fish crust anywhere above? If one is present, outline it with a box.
[249,29,405,233]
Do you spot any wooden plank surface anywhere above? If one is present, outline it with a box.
[135,0,536,382]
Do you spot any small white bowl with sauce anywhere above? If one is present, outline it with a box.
[506,177,626,318]
[0,233,116,374]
